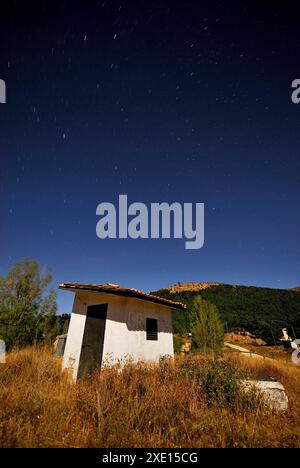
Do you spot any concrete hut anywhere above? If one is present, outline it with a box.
[59,282,186,380]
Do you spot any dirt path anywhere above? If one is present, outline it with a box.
[224,342,264,359]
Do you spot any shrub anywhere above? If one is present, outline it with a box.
[173,335,185,353]
[203,361,240,407]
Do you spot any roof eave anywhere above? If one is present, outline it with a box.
[59,284,186,311]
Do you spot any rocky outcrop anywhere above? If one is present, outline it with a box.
[225,331,266,346]
[167,282,225,293]
[240,377,289,412]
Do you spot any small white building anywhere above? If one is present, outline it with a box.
[60,282,186,380]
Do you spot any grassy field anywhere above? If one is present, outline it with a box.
[0,347,300,448]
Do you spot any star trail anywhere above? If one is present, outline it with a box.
[1,1,300,313]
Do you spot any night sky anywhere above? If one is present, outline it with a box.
[1,1,300,313]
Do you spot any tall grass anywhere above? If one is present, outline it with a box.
[0,347,300,447]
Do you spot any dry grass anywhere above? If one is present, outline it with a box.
[0,347,300,448]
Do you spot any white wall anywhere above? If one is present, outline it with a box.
[102,293,174,366]
[62,291,174,379]
[62,294,87,380]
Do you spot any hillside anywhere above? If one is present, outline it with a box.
[152,283,300,344]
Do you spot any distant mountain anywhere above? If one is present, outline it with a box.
[152,283,300,344]
[166,282,225,292]
[291,286,300,292]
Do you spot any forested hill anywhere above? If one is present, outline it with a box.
[152,284,300,344]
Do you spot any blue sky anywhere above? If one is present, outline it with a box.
[1,2,300,313]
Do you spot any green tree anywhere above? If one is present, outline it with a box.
[0,258,58,349]
[190,295,224,356]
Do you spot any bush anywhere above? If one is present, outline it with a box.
[203,361,240,407]
[177,358,240,407]
[173,335,185,353]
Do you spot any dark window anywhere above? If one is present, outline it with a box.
[146,318,158,341]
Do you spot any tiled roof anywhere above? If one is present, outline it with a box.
[59,282,187,310]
